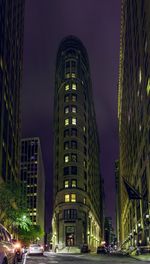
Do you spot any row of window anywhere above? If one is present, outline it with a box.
[64,153,77,163]
[64,128,77,137]
[64,140,77,150]
[64,166,77,175]
[64,194,86,204]
[65,117,77,126]
[64,209,77,220]
[64,105,77,114]
[64,179,77,188]
[65,83,77,91]
[64,93,77,102]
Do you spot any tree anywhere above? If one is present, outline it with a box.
[0,182,31,231]
[18,225,44,245]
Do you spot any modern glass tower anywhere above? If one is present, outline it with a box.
[52,36,103,251]
[20,137,45,235]
[118,0,150,247]
[0,1,25,183]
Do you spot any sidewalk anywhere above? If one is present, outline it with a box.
[131,254,150,262]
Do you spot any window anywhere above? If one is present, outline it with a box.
[71,194,76,202]
[71,179,77,188]
[84,147,87,155]
[72,83,77,90]
[64,94,69,102]
[64,141,69,150]
[83,126,86,132]
[71,73,76,78]
[64,167,69,175]
[65,118,69,126]
[64,106,69,114]
[71,128,77,136]
[64,129,69,137]
[71,154,77,162]
[65,194,70,202]
[72,118,77,125]
[64,209,77,220]
[64,155,69,163]
[84,160,87,168]
[64,180,69,188]
[84,171,87,179]
[71,140,77,149]
[83,198,86,204]
[83,135,87,144]
[71,94,77,102]
[65,84,69,91]
[71,166,77,175]
[71,105,77,113]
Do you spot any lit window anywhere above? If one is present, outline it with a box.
[139,68,142,84]
[64,94,69,102]
[64,106,69,114]
[83,126,86,132]
[64,180,69,188]
[72,118,77,125]
[65,84,69,91]
[65,118,69,126]
[71,194,76,202]
[72,83,77,90]
[83,198,86,204]
[65,194,70,202]
[71,73,76,78]
[71,106,77,113]
[71,180,77,188]
[64,155,69,163]
[66,73,70,78]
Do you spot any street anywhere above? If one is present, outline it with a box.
[24,252,149,264]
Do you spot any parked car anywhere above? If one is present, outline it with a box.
[97,246,107,254]
[12,239,23,262]
[28,244,44,255]
[0,224,17,264]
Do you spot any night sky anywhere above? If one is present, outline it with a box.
[22,0,121,231]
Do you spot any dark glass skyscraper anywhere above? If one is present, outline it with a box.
[0,1,25,183]
[52,36,103,252]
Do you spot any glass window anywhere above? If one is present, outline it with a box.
[65,84,69,91]
[64,141,69,150]
[64,167,69,175]
[65,194,70,202]
[84,160,87,168]
[83,126,86,132]
[64,94,69,102]
[71,73,76,78]
[71,140,77,149]
[71,128,77,136]
[71,154,77,162]
[64,106,69,114]
[83,198,86,204]
[65,118,69,126]
[64,155,69,163]
[71,179,77,188]
[72,83,77,90]
[71,106,77,113]
[64,180,69,188]
[72,118,77,125]
[64,129,69,137]
[71,166,77,175]
[71,194,76,202]
[71,94,77,102]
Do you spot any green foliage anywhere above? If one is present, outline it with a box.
[18,225,44,244]
[0,182,31,230]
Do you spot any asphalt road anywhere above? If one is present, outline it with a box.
[24,252,149,264]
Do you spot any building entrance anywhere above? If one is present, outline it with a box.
[65,226,75,246]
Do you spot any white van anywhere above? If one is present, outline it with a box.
[0,224,17,264]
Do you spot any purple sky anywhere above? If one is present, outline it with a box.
[22,0,121,231]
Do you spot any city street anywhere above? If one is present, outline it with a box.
[24,252,149,264]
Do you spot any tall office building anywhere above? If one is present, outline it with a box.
[0,1,25,183]
[118,0,150,247]
[20,138,45,234]
[52,36,103,251]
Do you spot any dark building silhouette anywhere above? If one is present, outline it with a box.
[52,36,103,252]
[0,1,25,183]
[118,0,150,247]
[20,137,45,238]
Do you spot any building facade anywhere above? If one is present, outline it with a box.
[52,36,103,251]
[20,138,45,234]
[0,0,25,184]
[115,160,121,245]
[118,0,150,247]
